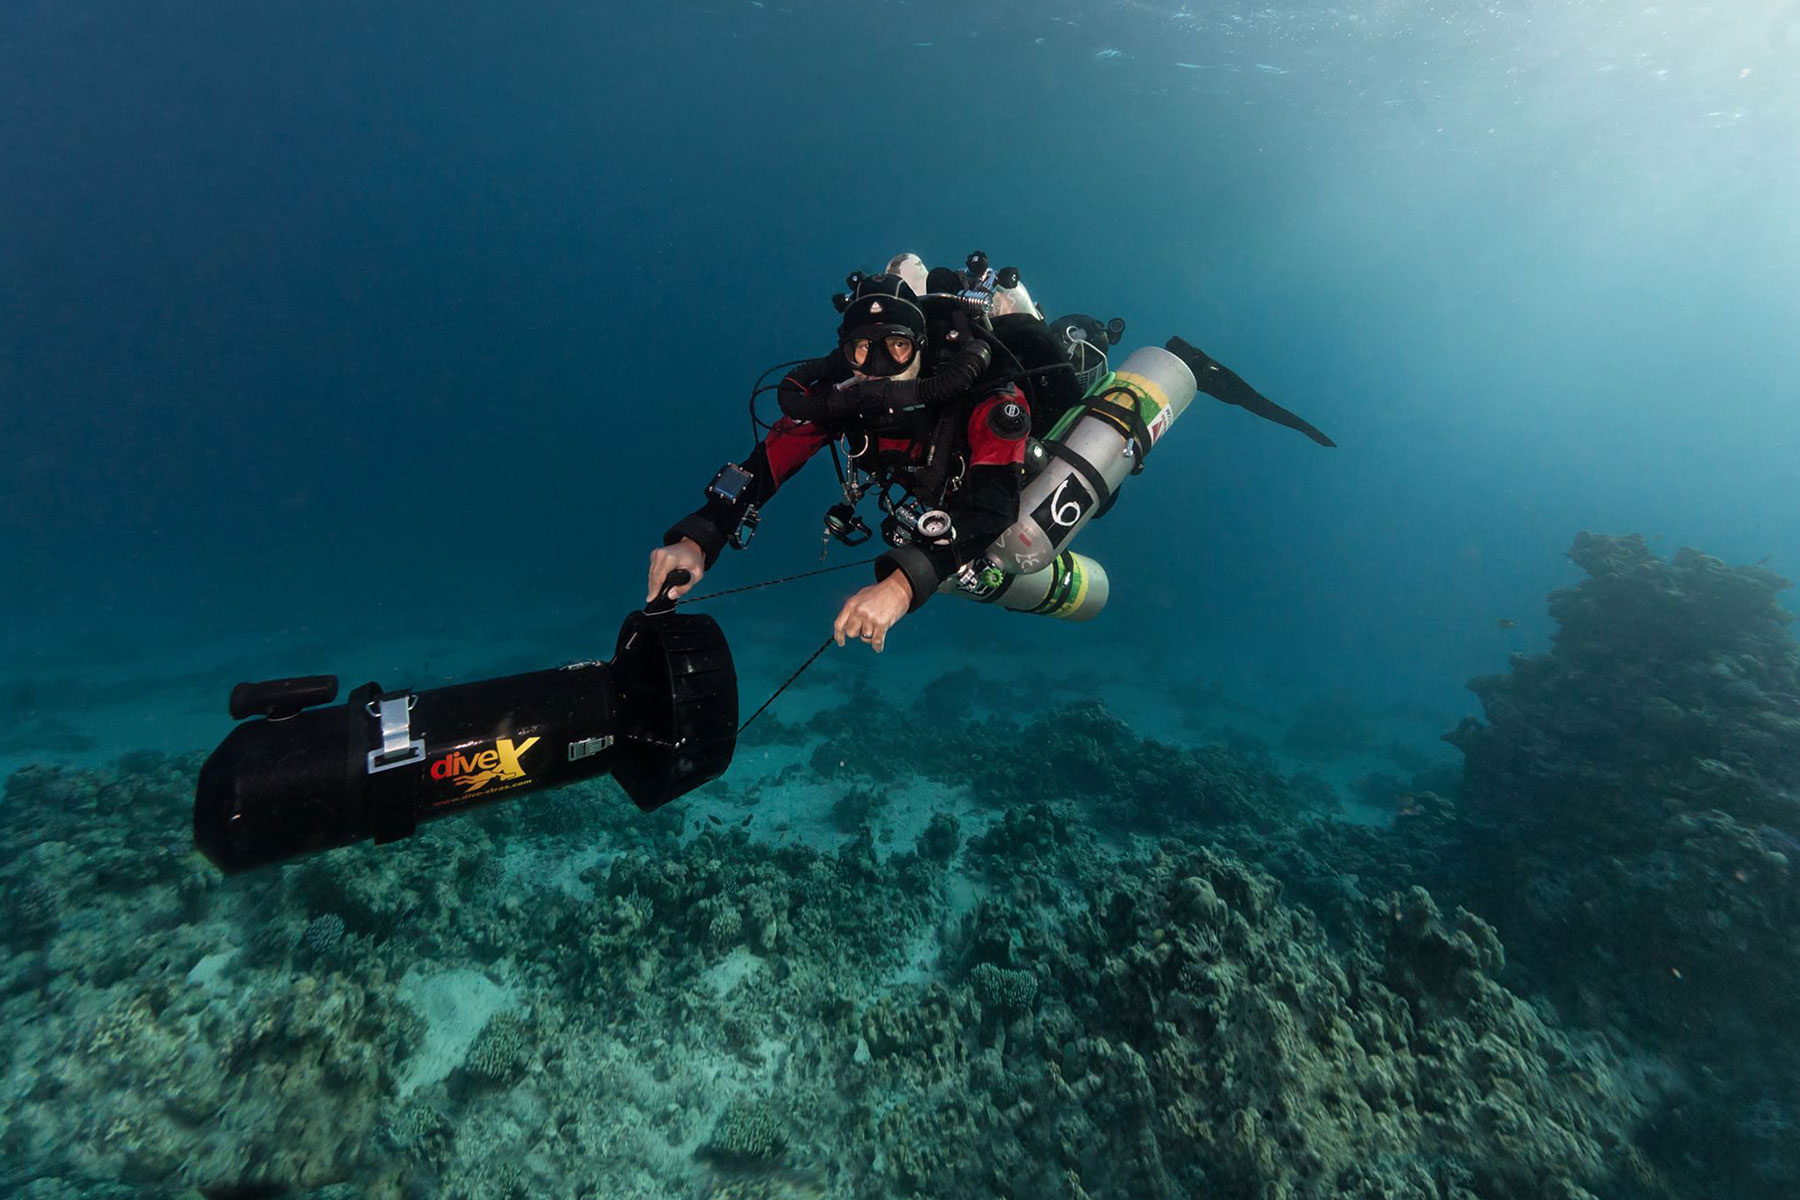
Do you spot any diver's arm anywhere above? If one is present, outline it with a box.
[662,418,830,568]
[661,443,766,568]
[874,387,1030,612]
[826,340,991,421]
[780,338,992,428]
[875,464,1021,611]
[646,537,708,602]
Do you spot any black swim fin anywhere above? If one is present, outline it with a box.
[1165,336,1336,448]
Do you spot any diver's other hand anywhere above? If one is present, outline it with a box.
[833,572,913,653]
[648,538,706,603]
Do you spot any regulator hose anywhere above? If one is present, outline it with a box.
[777,342,993,426]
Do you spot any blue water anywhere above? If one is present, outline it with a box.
[3,2,1797,1196]
[7,1,1794,724]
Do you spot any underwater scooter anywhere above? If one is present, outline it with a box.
[192,572,736,874]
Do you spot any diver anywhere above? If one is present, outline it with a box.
[647,251,1335,651]
[647,265,1035,653]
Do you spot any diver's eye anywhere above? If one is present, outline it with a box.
[884,335,916,365]
[845,338,872,366]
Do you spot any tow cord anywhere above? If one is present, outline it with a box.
[656,555,882,735]
[666,556,880,608]
[735,636,834,735]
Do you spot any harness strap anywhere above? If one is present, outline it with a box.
[1045,440,1112,510]
[1084,391,1156,474]
[910,403,969,506]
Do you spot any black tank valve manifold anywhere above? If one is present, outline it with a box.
[193,608,737,874]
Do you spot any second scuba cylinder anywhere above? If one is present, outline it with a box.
[984,345,1198,576]
[950,549,1110,621]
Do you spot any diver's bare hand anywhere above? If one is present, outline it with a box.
[833,573,913,653]
[648,539,706,603]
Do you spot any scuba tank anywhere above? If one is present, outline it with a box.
[939,344,1200,620]
[951,548,1111,622]
[813,254,1303,624]
[990,344,1198,575]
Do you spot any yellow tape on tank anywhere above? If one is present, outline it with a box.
[1047,368,1178,448]
[1031,551,1091,620]
[1109,367,1181,447]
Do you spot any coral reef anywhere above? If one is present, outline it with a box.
[0,754,417,1196]
[304,912,346,953]
[842,841,1661,1200]
[916,811,960,863]
[828,785,886,834]
[807,695,1332,831]
[0,731,1670,1199]
[703,1096,790,1165]
[460,1010,532,1086]
[5,530,1794,1197]
[968,962,1037,1014]
[1442,532,1800,1195]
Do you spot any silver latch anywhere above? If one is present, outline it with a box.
[567,735,615,762]
[365,691,424,774]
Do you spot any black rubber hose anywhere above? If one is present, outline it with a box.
[822,342,992,422]
[776,339,995,425]
[773,356,845,424]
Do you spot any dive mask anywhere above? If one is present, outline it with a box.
[834,272,927,378]
[840,325,919,378]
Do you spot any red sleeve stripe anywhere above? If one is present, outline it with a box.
[765,417,830,485]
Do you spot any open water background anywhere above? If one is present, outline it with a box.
[3,5,1799,1197]
[5,2,1797,748]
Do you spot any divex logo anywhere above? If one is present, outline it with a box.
[429,736,539,795]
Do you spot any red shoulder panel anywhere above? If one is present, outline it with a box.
[966,385,1031,467]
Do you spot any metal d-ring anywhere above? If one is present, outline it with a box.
[365,691,425,774]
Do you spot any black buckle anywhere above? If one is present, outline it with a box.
[823,503,872,546]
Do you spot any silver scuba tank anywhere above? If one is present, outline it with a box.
[984,345,1198,576]
[933,343,1198,621]
[950,549,1111,621]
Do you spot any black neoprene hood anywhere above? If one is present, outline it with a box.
[836,273,927,342]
